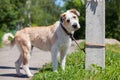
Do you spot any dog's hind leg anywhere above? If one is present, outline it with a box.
[15,41,24,76]
[22,43,33,77]
[15,54,23,76]
[16,37,33,77]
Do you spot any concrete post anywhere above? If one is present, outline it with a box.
[85,0,105,69]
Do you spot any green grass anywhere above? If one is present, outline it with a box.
[32,44,120,80]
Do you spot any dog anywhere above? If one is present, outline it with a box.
[2,9,80,77]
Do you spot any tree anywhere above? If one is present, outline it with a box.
[0,0,26,32]
[30,0,61,26]
[0,0,61,32]
[106,0,120,40]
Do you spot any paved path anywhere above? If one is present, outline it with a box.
[0,41,78,80]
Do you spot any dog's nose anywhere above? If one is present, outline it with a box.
[72,23,77,29]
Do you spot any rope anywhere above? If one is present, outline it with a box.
[70,34,85,53]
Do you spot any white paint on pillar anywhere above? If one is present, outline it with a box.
[85,0,105,69]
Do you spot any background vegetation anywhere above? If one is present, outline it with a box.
[0,0,120,79]
[105,0,120,40]
[32,44,120,80]
[0,0,120,47]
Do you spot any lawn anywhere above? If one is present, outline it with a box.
[32,43,120,80]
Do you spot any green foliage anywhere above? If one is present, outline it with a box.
[8,36,13,41]
[63,0,120,40]
[0,30,5,47]
[32,44,120,80]
[106,0,120,41]
[0,0,26,32]
[30,0,61,26]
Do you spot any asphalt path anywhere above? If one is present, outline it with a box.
[0,41,78,80]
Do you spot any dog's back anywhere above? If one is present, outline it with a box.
[15,22,58,51]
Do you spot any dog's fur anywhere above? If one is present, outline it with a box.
[2,9,80,77]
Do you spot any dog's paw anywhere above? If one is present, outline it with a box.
[27,74,33,78]
[16,73,24,77]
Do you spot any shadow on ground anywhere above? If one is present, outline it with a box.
[0,66,38,78]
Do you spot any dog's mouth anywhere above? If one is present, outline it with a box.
[72,23,80,30]
[72,23,77,29]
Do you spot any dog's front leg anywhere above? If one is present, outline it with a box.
[51,45,59,72]
[60,48,68,70]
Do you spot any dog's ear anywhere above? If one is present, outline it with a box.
[69,9,80,16]
[60,13,66,23]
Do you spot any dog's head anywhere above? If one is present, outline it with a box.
[60,9,80,33]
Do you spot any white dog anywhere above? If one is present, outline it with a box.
[2,9,80,77]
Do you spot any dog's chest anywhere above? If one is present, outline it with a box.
[56,26,72,48]
[58,34,72,49]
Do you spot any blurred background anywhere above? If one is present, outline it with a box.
[0,0,120,47]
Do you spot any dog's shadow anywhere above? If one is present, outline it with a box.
[0,73,28,78]
[0,65,53,78]
[0,66,38,78]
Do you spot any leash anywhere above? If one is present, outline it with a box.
[60,23,105,54]
[60,23,85,53]
[70,34,85,53]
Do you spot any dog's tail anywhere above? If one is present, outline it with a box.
[2,33,15,47]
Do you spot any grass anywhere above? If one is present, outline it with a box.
[32,44,120,80]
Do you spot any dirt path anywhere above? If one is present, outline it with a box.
[0,41,78,80]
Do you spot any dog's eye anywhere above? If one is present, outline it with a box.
[73,16,76,19]
[67,19,70,23]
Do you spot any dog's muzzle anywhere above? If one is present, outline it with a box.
[72,23,80,29]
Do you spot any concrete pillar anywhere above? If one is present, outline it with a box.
[85,0,105,69]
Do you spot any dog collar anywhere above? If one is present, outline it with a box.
[60,23,74,40]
